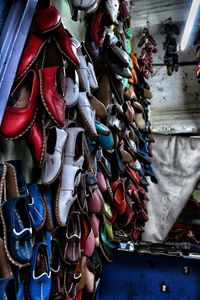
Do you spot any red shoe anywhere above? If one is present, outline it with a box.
[81,216,95,257]
[90,12,107,45]
[16,33,47,79]
[34,0,61,34]
[26,111,46,168]
[52,23,80,68]
[0,69,39,139]
[125,164,140,185]
[196,62,200,78]
[39,66,66,128]
[111,178,126,214]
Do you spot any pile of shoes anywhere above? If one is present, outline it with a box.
[0,0,158,298]
[137,27,157,79]
[194,28,200,82]
[163,22,180,76]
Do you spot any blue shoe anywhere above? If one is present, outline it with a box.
[27,184,46,232]
[42,187,54,231]
[12,266,25,300]
[1,195,33,266]
[94,121,114,150]
[28,242,51,300]
[0,238,14,300]
[1,163,33,267]
[44,231,52,263]
[144,163,158,184]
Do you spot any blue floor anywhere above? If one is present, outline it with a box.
[96,251,200,300]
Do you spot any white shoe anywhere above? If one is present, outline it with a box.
[70,0,96,10]
[55,127,85,226]
[106,0,119,24]
[42,127,68,185]
[77,92,97,138]
[64,68,79,107]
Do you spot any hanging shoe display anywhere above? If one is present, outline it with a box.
[0,0,159,298]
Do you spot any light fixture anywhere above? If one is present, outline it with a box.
[180,0,200,51]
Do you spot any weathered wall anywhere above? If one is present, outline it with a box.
[133,24,200,134]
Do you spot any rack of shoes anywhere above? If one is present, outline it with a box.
[0,0,159,298]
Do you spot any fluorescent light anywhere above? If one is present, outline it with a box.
[180,0,200,51]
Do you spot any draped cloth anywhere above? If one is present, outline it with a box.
[142,134,200,242]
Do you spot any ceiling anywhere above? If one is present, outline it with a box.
[130,0,193,28]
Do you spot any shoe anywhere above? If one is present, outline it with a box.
[64,263,81,298]
[94,69,112,107]
[50,238,65,299]
[87,187,103,214]
[106,0,119,24]
[76,48,91,94]
[7,160,28,197]
[60,211,81,264]
[69,0,96,10]
[119,0,129,19]
[52,23,80,68]
[122,101,135,124]
[90,12,107,45]
[88,94,108,119]
[108,62,132,78]
[77,92,97,138]
[88,61,99,91]
[111,178,126,214]
[28,242,51,300]
[94,120,114,150]
[34,0,61,34]
[90,213,100,246]
[26,111,46,168]
[16,33,47,79]
[55,127,85,226]
[99,225,115,262]
[96,170,107,192]
[42,187,55,232]
[1,163,33,267]
[0,69,39,139]
[42,127,68,185]
[27,184,46,232]
[0,238,14,300]
[107,42,130,68]
[64,65,79,108]
[81,215,95,257]
[39,66,66,128]
[106,68,124,104]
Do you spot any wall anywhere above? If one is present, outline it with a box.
[133,23,200,134]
